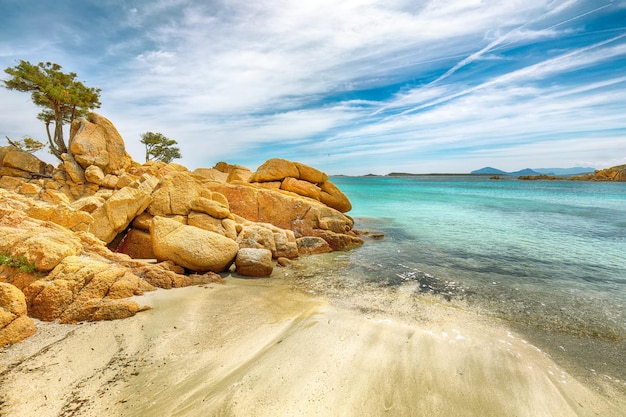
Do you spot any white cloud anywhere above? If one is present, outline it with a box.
[1,0,624,173]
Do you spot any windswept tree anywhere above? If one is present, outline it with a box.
[3,60,101,160]
[140,131,182,164]
[4,135,46,153]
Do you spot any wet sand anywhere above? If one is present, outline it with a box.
[1,276,624,417]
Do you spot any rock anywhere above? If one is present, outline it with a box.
[58,298,148,323]
[251,158,300,182]
[235,248,273,277]
[116,228,156,259]
[1,147,53,177]
[89,176,156,243]
[227,167,253,183]
[571,164,626,181]
[132,212,154,231]
[0,187,94,232]
[294,162,328,184]
[188,212,226,235]
[148,171,204,216]
[276,257,300,267]
[310,229,364,251]
[0,175,26,191]
[237,224,277,256]
[84,164,105,185]
[296,236,332,255]
[0,209,83,272]
[69,113,133,175]
[212,161,253,183]
[18,182,41,196]
[319,181,352,213]
[0,265,40,290]
[0,282,37,346]
[70,195,106,213]
[41,189,71,205]
[272,228,299,259]
[221,218,240,240]
[22,256,153,323]
[135,265,191,289]
[25,203,94,232]
[61,152,86,184]
[150,216,238,272]
[192,167,229,183]
[0,314,36,346]
[207,182,361,250]
[281,177,321,200]
[190,197,230,219]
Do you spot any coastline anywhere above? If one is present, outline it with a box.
[1,267,624,417]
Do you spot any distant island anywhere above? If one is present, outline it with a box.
[470,167,596,176]
[473,165,626,182]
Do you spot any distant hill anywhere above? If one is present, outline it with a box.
[510,168,542,176]
[471,167,595,176]
[470,167,507,175]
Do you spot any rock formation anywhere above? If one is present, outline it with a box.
[519,165,626,181]
[0,112,363,345]
[570,164,626,181]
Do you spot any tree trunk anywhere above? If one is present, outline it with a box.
[52,106,67,159]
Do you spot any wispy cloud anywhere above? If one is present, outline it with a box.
[0,0,624,174]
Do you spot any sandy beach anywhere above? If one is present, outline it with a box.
[1,272,624,417]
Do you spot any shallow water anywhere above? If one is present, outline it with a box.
[306,176,626,391]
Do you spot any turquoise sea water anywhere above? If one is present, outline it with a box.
[326,175,626,386]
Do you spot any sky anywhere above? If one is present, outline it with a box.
[0,0,625,175]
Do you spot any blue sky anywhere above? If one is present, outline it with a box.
[1,0,625,175]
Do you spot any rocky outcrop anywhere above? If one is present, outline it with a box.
[208,182,362,250]
[0,112,363,345]
[69,113,133,175]
[570,165,626,181]
[519,165,626,182]
[0,207,83,272]
[22,256,153,323]
[250,158,351,213]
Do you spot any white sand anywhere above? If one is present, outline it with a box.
[1,277,624,417]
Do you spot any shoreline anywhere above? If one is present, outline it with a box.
[2,270,624,416]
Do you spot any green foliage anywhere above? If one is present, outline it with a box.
[0,253,37,273]
[4,135,46,153]
[3,60,101,160]
[140,131,182,164]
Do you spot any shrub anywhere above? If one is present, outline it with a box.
[0,253,37,273]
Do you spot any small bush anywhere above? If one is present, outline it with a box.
[0,253,37,273]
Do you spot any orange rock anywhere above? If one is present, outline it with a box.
[151,216,238,272]
[319,181,352,213]
[281,177,321,200]
[294,162,328,184]
[296,236,332,255]
[69,113,133,175]
[235,248,273,277]
[251,158,300,182]
[22,256,154,322]
[148,171,204,216]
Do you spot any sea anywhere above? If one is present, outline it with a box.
[298,175,626,392]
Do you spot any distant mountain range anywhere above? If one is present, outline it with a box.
[471,167,596,176]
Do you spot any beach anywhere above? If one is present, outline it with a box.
[2,266,624,417]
